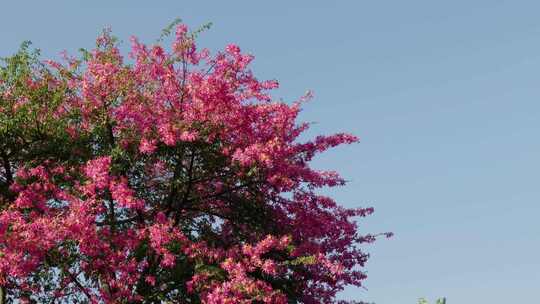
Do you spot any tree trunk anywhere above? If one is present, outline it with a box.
[0,286,6,304]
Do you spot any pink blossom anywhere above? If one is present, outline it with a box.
[0,22,387,303]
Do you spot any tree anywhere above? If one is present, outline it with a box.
[418,298,447,304]
[0,22,389,303]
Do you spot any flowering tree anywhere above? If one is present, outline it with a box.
[0,22,389,303]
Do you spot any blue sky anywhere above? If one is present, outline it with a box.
[2,1,539,303]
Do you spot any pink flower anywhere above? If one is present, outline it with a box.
[145,275,156,286]
[139,138,157,154]
[84,156,112,190]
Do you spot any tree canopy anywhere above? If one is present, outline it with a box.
[0,23,388,303]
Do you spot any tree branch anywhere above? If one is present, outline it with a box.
[66,270,92,302]
[173,150,196,226]
[1,151,13,186]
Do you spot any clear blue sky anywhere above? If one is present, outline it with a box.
[1,1,539,303]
